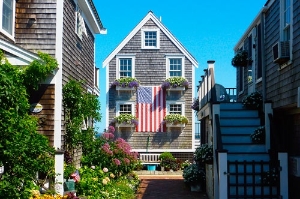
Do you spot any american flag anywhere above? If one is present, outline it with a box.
[70,170,80,183]
[136,86,166,132]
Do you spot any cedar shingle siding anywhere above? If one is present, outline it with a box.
[107,14,195,151]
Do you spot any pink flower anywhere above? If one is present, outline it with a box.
[108,125,115,133]
[113,158,121,166]
[124,158,130,165]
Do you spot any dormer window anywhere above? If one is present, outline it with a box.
[141,29,160,49]
[1,0,15,38]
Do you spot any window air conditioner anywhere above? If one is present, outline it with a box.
[272,41,290,64]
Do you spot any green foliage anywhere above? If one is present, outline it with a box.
[112,114,138,125]
[161,76,189,89]
[231,50,252,67]
[63,80,101,152]
[0,51,56,198]
[194,144,213,164]
[76,166,139,199]
[250,126,265,144]
[159,152,174,161]
[23,52,58,91]
[163,114,189,125]
[182,164,205,185]
[242,91,263,110]
[111,77,140,88]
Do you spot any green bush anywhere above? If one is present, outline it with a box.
[182,164,205,185]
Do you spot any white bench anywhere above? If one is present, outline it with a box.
[139,153,161,165]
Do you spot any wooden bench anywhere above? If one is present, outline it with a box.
[139,153,161,165]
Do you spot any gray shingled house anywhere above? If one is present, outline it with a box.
[0,0,106,194]
[103,11,198,160]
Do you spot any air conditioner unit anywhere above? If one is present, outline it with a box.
[290,156,300,177]
[272,41,290,64]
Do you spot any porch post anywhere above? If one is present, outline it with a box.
[278,152,288,199]
[264,102,272,152]
[218,151,228,199]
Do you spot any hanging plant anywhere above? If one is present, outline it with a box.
[231,50,252,67]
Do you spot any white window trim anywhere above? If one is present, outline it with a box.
[166,101,185,115]
[116,54,136,79]
[0,0,15,40]
[280,0,293,60]
[116,101,135,117]
[141,28,160,49]
[165,54,185,78]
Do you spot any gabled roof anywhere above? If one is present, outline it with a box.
[103,11,198,67]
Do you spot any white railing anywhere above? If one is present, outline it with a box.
[198,61,215,109]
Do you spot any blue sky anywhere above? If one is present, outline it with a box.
[93,0,266,133]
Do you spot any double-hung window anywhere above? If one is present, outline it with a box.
[141,29,160,49]
[279,0,292,63]
[116,55,135,79]
[0,0,15,38]
[166,55,185,78]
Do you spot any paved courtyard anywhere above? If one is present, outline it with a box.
[135,170,208,199]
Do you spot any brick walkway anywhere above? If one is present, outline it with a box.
[135,171,208,199]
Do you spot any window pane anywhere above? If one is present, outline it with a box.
[2,0,13,34]
[169,58,182,77]
[170,104,182,114]
[119,58,132,77]
[120,104,132,114]
[145,31,157,47]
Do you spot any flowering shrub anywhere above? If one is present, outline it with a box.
[111,114,138,126]
[163,114,188,125]
[191,98,199,111]
[110,77,140,88]
[231,50,252,67]
[161,77,189,89]
[194,144,213,164]
[250,126,265,144]
[182,164,205,185]
[242,91,263,110]
[81,126,139,175]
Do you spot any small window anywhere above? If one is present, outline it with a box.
[116,55,135,79]
[166,55,185,78]
[0,0,15,38]
[119,104,132,114]
[141,29,160,49]
[169,104,182,114]
[166,101,185,115]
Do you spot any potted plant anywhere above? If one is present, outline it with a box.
[231,50,252,67]
[182,164,206,192]
[161,77,189,89]
[159,152,175,171]
[111,114,138,127]
[163,114,188,127]
[194,144,213,165]
[191,97,199,112]
[110,77,140,89]
[242,91,263,110]
[250,126,265,144]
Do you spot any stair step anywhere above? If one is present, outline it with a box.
[220,103,245,110]
[227,152,270,161]
[221,126,258,134]
[224,144,267,153]
[222,135,252,143]
[220,118,260,126]
[220,109,259,118]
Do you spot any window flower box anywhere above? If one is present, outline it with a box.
[166,123,186,128]
[110,114,138,130]
[164,114,188,131]
[111,77,140,95]
[161,77,189,90]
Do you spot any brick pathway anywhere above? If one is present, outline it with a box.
[135,174,208,199]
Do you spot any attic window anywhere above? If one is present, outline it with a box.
[141,29,160,49]
[76,6,87,40]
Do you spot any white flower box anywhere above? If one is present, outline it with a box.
[166,123,186,128]
[116,123,135,128]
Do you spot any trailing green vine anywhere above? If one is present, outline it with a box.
[63,80,101,157]
[0,51,57,198]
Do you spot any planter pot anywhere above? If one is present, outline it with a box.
[64,179,75,191]
[147,165,156,171]
[190,183,201,192]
